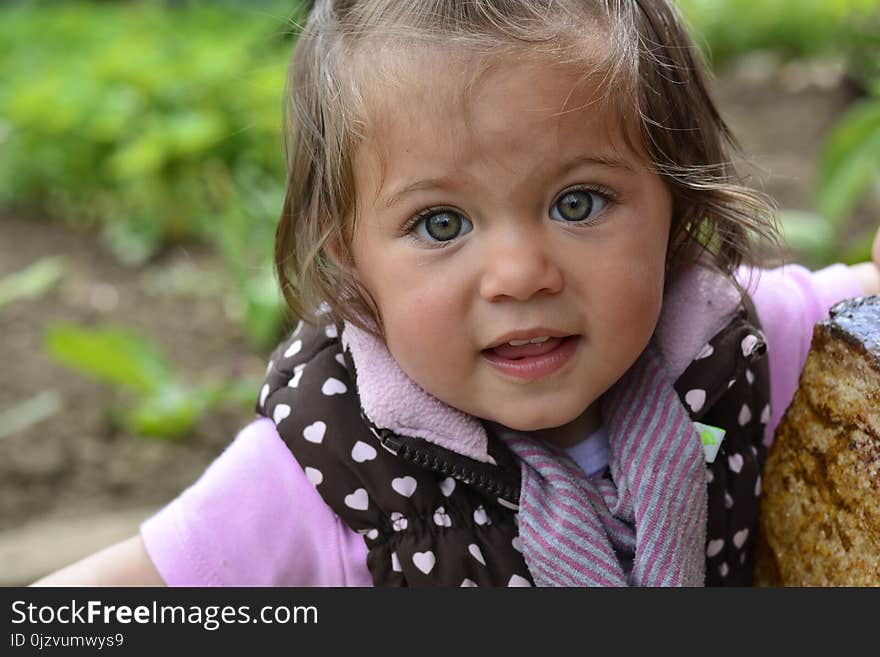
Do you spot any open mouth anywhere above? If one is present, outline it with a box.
[481,335,579,380]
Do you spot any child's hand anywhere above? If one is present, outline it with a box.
[874,226,880,273]
[850,227,880,296]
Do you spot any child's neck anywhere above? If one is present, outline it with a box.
[532,402,602,449]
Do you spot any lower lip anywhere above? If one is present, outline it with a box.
[481,336,579,381]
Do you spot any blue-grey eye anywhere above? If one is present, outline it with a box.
[415,210,473,242]
[550,189,606,223]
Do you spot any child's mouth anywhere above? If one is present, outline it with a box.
[482,335,579,380]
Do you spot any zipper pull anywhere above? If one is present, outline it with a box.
[369,425,404,455]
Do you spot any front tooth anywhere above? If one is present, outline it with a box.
[507,336,551,346]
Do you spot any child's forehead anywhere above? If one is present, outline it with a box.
[351,47,645,178]
[356,44,612,122]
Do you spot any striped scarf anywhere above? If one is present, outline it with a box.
[499,343,707,586]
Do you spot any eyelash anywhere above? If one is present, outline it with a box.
[401,184,618,249]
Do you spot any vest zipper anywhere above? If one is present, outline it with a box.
[369,425,519,505]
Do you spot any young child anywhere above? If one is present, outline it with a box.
[37,0,880,586]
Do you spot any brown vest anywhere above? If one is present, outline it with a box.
[257,299,769,586]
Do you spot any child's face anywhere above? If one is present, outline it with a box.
[348,55,672,434]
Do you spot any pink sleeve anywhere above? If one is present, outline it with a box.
[139,417,372,587]
[739,263,864,446]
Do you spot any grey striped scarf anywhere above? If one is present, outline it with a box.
[499,343,707,586]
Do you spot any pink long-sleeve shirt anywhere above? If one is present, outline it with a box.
[141,264,864,586]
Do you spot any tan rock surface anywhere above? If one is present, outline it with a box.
[755,296,880,585]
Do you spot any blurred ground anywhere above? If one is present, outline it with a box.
[0,217,267,584]
[0,58,868,584]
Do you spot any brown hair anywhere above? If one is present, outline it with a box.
[275,0,779,335]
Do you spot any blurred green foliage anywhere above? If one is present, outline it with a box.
[0,0,304,348]
[682,0,880,267]
[0,256,64,309]
[679,0,879,69]
[45,323,257,439]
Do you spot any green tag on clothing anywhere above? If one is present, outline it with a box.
[694,422,726,464]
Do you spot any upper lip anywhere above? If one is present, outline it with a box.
[483,328,574,350]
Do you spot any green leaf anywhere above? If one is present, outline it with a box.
[817,98,880,223]
[45,324,174,396]
[0,391,63,440]
[0,256,64,309]
[838,228,878,265]
[777,209,836,264]
[126,383,204,440]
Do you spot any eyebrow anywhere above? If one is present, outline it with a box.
[380,154,635,209]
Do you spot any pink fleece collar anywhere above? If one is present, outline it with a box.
[341,264,741,462]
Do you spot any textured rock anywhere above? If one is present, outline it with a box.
[755,296,880,586]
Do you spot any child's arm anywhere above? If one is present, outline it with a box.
[848,228,880,295]
[30,418,371,587]
[31,535,165,586]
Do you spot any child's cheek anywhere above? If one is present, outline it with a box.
[382,293,471,392]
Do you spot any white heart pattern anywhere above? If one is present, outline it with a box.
[292,320,303,336]
[473,506,490,526]
[706,539,724,557]
[508,575,531,587]
[412,551,436,575]
[288,364,306,388]
[284,339,302,358]
[259,383,270,409]
[265,359,274,375]
[719,562,729,577]
[696,343,714,360]
[439,477,456,497]
[733,528,749,549]
[391,551,402,572]
[391,512,408,532]
[738,403,752,426]
[321,377,347,396]
[344,488,369,511]
[303,421,326,444]
[351,441,377,463]
[745,368,755,384]
[727,453,743,473]
[324,324,338,338]
[511,536,523,553]
[685,388,706,414]
[433,506,452,527]
[365,528,379,540]
[272,404,291,424]
[335,353,346,367]
[754,475,762,497]
[460,578,478,587]
[760,404,771,424]
[304,467,323,486]
[468,543,486,566]
[392,476,418,497]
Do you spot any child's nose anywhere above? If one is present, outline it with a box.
[478,233,564,302]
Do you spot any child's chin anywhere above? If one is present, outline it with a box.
[493,408,580,434]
